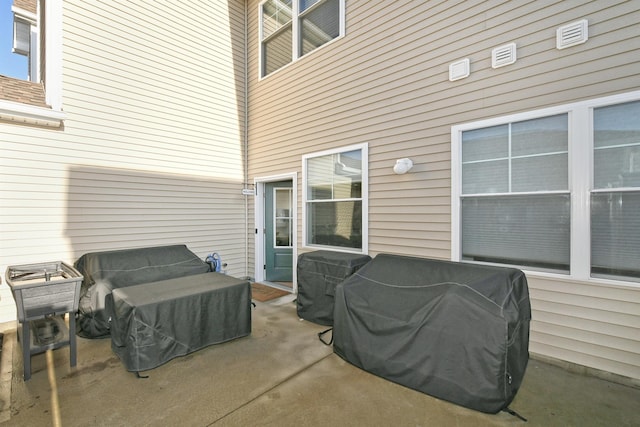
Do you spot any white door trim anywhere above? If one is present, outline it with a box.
[254,172,298,292]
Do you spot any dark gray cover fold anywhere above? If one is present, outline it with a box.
[296,250,371,325]
[75,245,210,338]
[333,253,531,414]
[109,272,251,372]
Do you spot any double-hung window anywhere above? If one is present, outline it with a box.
[303,144,368,253]
[591,100,640,280]
[259,0,345,78]
[452,91,640,284]
[457,114,570,271]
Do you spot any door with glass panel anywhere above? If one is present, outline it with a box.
[265,181,293,282]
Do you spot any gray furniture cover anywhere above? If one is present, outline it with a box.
[297,250,371,325]
[109,272,251,372]
[75,245,211,338]
[333,253,531,414]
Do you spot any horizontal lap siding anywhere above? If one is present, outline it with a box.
[247,0,640,380]
[0,1,247,322]
[529,276,640,381]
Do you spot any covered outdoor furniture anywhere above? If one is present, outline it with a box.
[333,253,531,414]
[75,244,211,338]
[109,272,251,373]
[73,244,251,373]
[296,250,371,325]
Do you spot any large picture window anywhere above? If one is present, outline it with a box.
[452,91,640,284]
[259,0,344,78]
[303,144,367,252]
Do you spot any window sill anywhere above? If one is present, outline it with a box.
[522,269,640,290]
[455,258,640,290]
[303,243,366,255]
[0,99,65,127]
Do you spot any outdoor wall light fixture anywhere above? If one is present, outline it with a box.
[393,158,413,174]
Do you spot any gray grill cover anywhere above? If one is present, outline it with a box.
[333,254,531,414]
[297,251,371,325]
[109,272,251,372]
[75,245,211,338]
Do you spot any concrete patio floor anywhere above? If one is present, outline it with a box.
[0,297,638,426]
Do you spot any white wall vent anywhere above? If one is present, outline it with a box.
[449,58,470,81]
[491,43,516,68]
[557,19,588,49]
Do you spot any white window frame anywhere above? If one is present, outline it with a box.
[11,7,37,79]
[303,143,368,254]
[451,90,640,287]
[258,0,346,79]
[0,0,65,126]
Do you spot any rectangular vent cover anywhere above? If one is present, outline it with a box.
[492,43,516,68]
[557,20,588,49]
[449,58,470,81]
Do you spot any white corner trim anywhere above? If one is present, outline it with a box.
[44,1,64,111]
[0,99,66,127]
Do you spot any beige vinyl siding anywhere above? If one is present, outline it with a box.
[247,0,640,381]
[529,276,640,381]
[0,1,247,322]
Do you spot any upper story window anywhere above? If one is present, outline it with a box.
[303,143,368,253]
[9,0,37,82]
[259,0,345,78]
[451,91,640,285]
[0,0,65,126]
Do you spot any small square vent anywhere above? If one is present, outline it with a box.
[492,43,517,68]
[557,19,588,49]
[449,58,470,81]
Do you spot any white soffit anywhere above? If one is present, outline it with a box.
[449,58,470,81]
[492,43,516,68]
[557,19,588,49]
